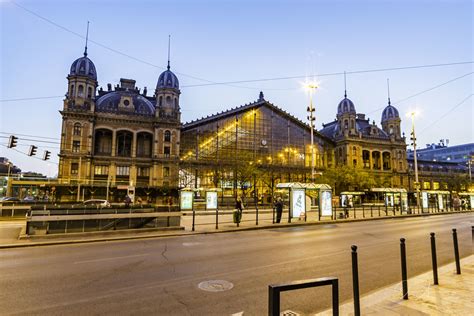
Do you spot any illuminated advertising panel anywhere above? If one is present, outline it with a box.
[320,190,332,216]
[291,189,305,217]
[180,191,194,210]
[422,192,428,209]
[438,195,444,210]
[470,196,474,210]
[206,191,218,210]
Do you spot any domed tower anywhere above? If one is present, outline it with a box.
[336,91,357,136]
[155,60,180,121]
[381,99,401,138]
[65,36,97,112]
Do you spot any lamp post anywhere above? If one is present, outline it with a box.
[305,82,318,182]
[409,111,420,209]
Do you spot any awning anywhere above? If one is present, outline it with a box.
[276,182,332,190]
[423,190,451,194]
[370,188,407,193]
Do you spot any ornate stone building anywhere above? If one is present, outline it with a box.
[57,46,181,201]
[319,90,408,188]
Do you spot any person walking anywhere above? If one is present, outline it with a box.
[234,197,244,226]
[275,197,283,223]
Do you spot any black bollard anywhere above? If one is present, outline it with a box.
[400,238,408,299]
[430,232,439,285]
[272,206,275,224]
[192,208,195,231]
[351,245,361,316]
[215,208,219,230]
[452,229,461,274]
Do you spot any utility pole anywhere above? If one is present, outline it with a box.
[306,83,318,182]
[410,112,420,209]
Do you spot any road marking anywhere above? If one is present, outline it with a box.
[74,253,149,264]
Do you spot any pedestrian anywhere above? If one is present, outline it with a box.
[275,197,283,223]
[234,197,244,225]
[124,195,131,207]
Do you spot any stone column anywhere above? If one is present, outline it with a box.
[111,130,117,157]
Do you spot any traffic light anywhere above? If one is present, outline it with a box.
[7,135,18,148]
[43,150,51,161]
[410,131,416,146]
[28,145,37,156]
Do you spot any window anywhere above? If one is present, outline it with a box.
[94,165,109,175]
[73,123,82,136]
[399,161,403,171]
[164,146,170,157]
[70,84,75,97]
[87,87,92,99]
[353,159,357,167]
[117,131,133,157]
[94,129,112,155]
[433,182,440,190]
[138,167,150,177]
[159,96,162,107]
[163,167,170,177]
[78,85,84,97]
[72,140,80,152]
[174,98,178,108]
[136,133,152,157]
[352,146,356,156]
[71,163,79,175]
[166,96,171,106]
[116,166,130,176]
[164,130,171,142]
[423,182,431,190]
[344,119,348,129]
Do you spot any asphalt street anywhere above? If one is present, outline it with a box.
[0,213,472,315]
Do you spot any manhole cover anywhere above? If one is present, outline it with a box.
[198,280,234,292]
[281,310,300,316]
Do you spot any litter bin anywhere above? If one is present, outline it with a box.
[233,210,242,223]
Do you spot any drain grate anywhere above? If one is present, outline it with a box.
[198,280,234,292]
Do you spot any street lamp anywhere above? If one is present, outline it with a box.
[304,81,318,182]
[407,110,420,209]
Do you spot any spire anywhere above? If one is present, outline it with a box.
[387,78,391,105]
[344,71,347,98]
[84,21,89,57]
[167,35,171,70]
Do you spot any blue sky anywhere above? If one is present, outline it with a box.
[1,0,472,176]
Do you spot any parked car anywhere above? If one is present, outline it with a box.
[82,199,111,208]
[23,196,36,203]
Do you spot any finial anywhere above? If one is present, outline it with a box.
[259,91,264,101]
[84,21,90,57]
[387,78,391,105]
[167,35,171,70]
[344,71,347,98]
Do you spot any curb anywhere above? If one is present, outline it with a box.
[0,211,472,249]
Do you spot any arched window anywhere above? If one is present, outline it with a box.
[73,123,82,136]
[136,132,152,157]
[389,125,394,134]
[94,129,113,155]
[70,84,75,97]
[350,120,355,129]
[164,130,171,142]
[174,98,178,108]
[352,146,357,156]
[78,85,84,97]
[87,87,92,99]
[116,130,133,157]
[159,96,162,107]
[166,96,172,107]
[344,119,348,129]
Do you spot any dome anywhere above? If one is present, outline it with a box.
[156,69,179,90]
[381,104,400,122]
[96,91,155,116]
[70,55,97,80]
[337,97,356,115]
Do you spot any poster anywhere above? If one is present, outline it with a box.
[438,195,444,210]
[180,191,193,210]
[401,193,408,211]
[206,191,218,210]
[320,190,332,216]
[422,192,428,209]
[291,189,305,217]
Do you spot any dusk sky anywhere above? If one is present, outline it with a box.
[1,0,472,176]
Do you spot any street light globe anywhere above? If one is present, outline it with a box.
[302,80,319,94]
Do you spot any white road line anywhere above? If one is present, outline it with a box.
[74,253,149,264]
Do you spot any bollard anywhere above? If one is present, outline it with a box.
[400,238,408,299]
[215,208,218,230]
[272,206,275,224]
[430,232,439,285]
[256,206,259,226]
[452,229,461,274]
[351,245,361,316]
[471,226,473,242]
[192,208,195,231]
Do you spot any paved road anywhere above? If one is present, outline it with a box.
[0,213,472,315]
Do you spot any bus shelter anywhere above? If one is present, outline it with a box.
[421,190,451,211]
[458,192,474,210]
[275,182,332,222]
[340,191,365,207]
[368,188,408,212]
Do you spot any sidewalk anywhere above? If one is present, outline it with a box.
[318,255,474,315]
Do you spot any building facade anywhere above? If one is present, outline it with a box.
[57,47,181,202]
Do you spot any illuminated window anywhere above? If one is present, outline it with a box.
[138,167,150,177]
[73,123,82,136]
[423,182,431,190]
[72,140,80,152]
[116,166,130,176]
[71,163,79,175]
[433,182,440,190]
[94,165,109,175]
[163,167,170,177]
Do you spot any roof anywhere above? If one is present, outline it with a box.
[319,118,390,140]
[95,90,156,116]
[182,95,334,143]
[276,182,332,190]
